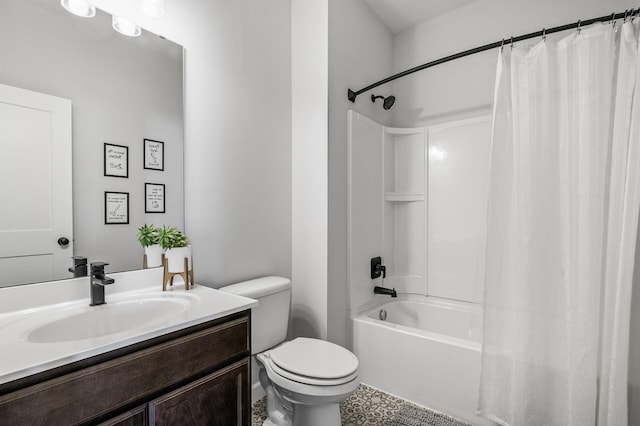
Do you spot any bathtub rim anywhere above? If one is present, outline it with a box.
[353,294,482,351]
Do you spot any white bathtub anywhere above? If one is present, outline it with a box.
[352,296,496,426]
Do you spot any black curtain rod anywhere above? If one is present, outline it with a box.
[347,8,639,102]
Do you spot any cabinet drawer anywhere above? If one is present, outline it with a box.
[0,316,248,425]
[149,359,249,426]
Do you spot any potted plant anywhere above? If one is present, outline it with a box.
[158,225,191,273]
[137,224,164,268]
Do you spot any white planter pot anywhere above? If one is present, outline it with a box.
[165,246,192,273]
[144,244,164,268]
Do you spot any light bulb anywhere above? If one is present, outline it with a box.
[112,16,142,37]
[60,0,96,18]
[134,0,165,18]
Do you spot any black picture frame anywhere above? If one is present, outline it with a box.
[145,183,165,213]
[104,143,129,178]
[105,191,129,224]
[144,139,164,171]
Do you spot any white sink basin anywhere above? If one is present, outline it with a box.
[25,293,196,343]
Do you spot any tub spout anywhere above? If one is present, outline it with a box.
[374,286,397,298]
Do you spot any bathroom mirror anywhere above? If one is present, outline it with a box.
[0,0,184,287]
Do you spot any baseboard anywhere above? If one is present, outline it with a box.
[252,381,266,403]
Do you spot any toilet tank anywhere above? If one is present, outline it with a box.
[220,276,291,355]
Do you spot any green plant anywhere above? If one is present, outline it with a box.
[157,226,190,250]
[137,224,160,247]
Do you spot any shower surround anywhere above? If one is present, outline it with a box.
[348,110,492,423]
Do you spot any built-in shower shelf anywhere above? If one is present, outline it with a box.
[385,127,425,136]
[384,192,424,202]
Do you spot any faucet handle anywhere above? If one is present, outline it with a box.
[91,262,109,273]
[69,256,88,277]
[370,256,386,279]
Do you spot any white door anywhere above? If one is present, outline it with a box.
[0,83,73,287]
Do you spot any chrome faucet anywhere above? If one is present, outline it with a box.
[90,262,115,306]
[374,286,397,298]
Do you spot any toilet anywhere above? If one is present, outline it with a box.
[220,276,359,426]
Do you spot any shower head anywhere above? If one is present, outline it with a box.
[371,94,395,110]
[383,96,396,110]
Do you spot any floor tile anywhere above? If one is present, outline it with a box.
[251,383,470,426]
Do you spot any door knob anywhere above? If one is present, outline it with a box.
[58,237,70,247]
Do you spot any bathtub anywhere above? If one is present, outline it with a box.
[352,296,496,426]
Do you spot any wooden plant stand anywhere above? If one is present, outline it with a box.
[163,257,194,291]
[143,253,165,269]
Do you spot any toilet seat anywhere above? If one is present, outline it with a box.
[257,340,360,426]
[267,356,359,386]
[258,352,360,400]
[268,338,359,386]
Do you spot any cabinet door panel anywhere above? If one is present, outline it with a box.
[98,405,147,426]
[149,359,249,426]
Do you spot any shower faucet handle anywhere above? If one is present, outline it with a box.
[370,256,386,280]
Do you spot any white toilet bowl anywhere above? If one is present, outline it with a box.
[219,277,360,425]
[256,337,359,426]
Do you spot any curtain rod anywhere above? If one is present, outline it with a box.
[347,9,639,103]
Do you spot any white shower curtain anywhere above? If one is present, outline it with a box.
[478,21,640,426]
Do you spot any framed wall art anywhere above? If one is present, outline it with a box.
[144,139,164,171]
[104,143,129,178]
[145,183,165,213]
[105,191,129,224]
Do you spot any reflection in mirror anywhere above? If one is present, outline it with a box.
[0,0,184,287]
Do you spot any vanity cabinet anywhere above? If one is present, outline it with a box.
[0,310,251,425]
[148,361,247,425]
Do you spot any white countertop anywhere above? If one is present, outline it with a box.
[0,268,257,386]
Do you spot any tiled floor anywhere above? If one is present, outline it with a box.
[251,383,470,426]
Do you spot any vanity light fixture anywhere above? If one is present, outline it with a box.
[60,0,95,18]
[112,15,142,37]
[61,0,145,38]
[134,0,165,18]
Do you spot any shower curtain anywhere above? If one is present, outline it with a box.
[478,21,640,426]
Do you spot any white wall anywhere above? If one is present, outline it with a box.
[181,1,292,287]
[91,0,293,287]
[291,0,329,340]
[328,0,393,347]
[391,0,634,126]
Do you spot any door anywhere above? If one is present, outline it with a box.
[0,83,72,287]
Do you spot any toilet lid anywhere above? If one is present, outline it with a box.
[270,338,359,380]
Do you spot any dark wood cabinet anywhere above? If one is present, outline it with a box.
[0,310,251,426]
[98,405,147,426]
[149,360,248,426]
